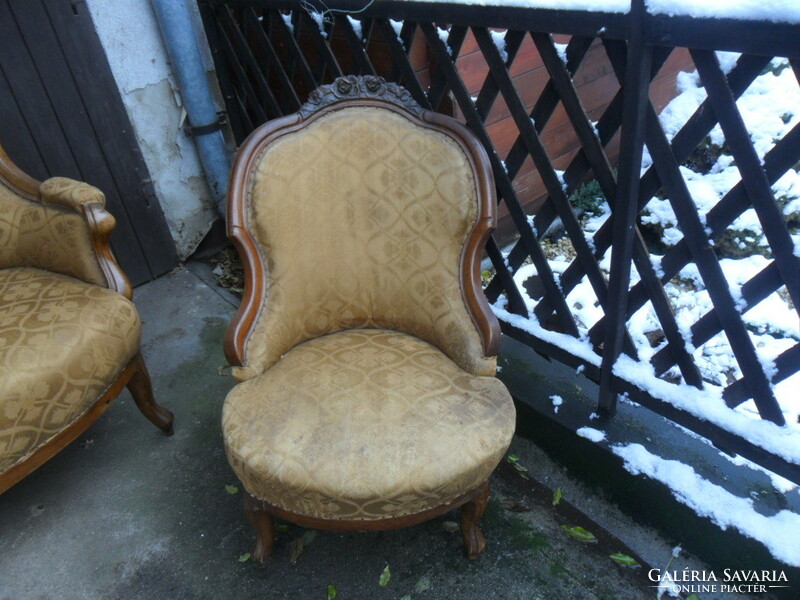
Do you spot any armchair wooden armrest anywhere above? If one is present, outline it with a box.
[0,145,130,298]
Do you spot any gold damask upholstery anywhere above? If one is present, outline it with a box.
[238,107,494,379]
[224,329,514,520]
[0,142,173,493]
[0,178,107,286]
[0,268,141,473]
[223,76,514,561]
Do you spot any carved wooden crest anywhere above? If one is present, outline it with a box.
[298,75,425,117]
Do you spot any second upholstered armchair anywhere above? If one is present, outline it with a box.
[0,143,173,494]
[221,75,516,562]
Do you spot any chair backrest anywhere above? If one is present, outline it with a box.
[225,76,500,380]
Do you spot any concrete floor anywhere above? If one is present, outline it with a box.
[0,266,748,600]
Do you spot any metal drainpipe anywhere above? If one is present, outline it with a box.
[151,0,230,216]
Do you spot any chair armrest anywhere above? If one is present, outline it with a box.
[39,176,106,210]
[39,177,132,298]
[0,147,131,298]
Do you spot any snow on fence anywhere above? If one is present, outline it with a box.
[198,0,800,489]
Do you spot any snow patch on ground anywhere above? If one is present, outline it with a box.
[720,452,797,494]
[613,355,800,464]
[493,293,602,368]
[614,443,800,566]
[577,427,607,442]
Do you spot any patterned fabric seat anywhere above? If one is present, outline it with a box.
[0,268,141,474]
[223,329,514,521]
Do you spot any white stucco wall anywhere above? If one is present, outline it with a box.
[87,0,221,259]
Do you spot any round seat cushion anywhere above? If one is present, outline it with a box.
[223,329,515,521]
[0,267,141,473]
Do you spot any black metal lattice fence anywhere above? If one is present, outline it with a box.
[199,0,800,483]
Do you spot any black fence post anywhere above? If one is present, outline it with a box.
[597,0,652,415]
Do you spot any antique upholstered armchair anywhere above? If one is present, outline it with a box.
[0,143,174,494]
[222,76,516,562]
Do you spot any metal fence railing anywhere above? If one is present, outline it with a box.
[198,0,800,484]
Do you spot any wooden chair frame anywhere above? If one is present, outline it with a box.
[224,76,503,561]
[0,145,174,495]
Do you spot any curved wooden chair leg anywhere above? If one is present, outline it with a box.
[127,351,174,435]
[244,493,275,563]
[460,481,490,559]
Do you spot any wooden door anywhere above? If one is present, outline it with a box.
[0,0,177,284]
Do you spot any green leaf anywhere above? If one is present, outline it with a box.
[609,552,639,567]
[441,521,459,533]
[552,488,562,506]
[225,484,239,495]
[400,596,412,600]
[379,564,391,587]
[289,538,304,564]
[302,530,317,545]
[327,584,337,600]
[237,552,251,562]
[507,454,520,463]
[687,595,702,600]
[511,459,530,479]
[414,574,431,592]
[561,525,597,542]
[276,523,289,532]
[502,498,532,512]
